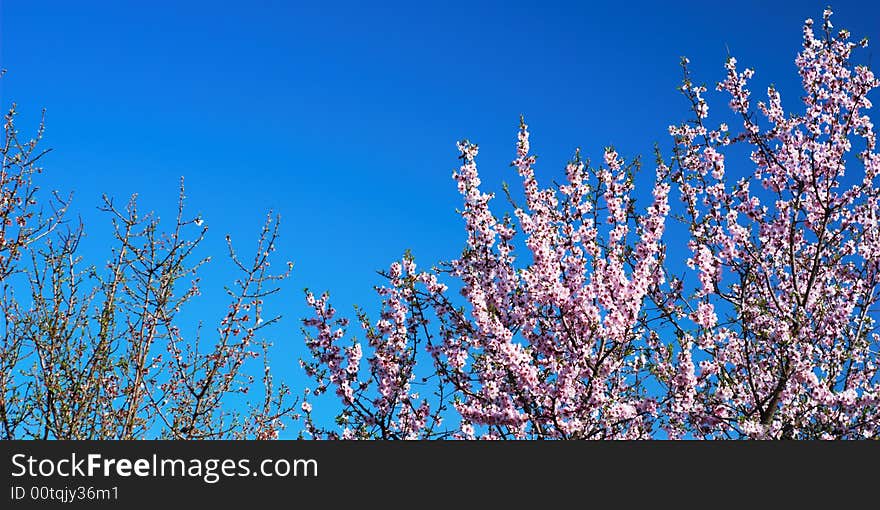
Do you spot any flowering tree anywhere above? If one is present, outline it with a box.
[300,254,450,439]
[0,100,298,439]
[301,10,879,440]
[653,9,880,439]
[301,119,672,439]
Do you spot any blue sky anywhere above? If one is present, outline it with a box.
[2,1,879,434]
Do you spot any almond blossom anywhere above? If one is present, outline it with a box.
[655,10,880,439]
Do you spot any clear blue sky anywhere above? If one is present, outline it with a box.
[2,1,878,433]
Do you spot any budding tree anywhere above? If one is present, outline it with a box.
[0,99,297,439]
[1,99,68,438]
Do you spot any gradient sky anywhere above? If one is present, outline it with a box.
[2,1,878,433]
